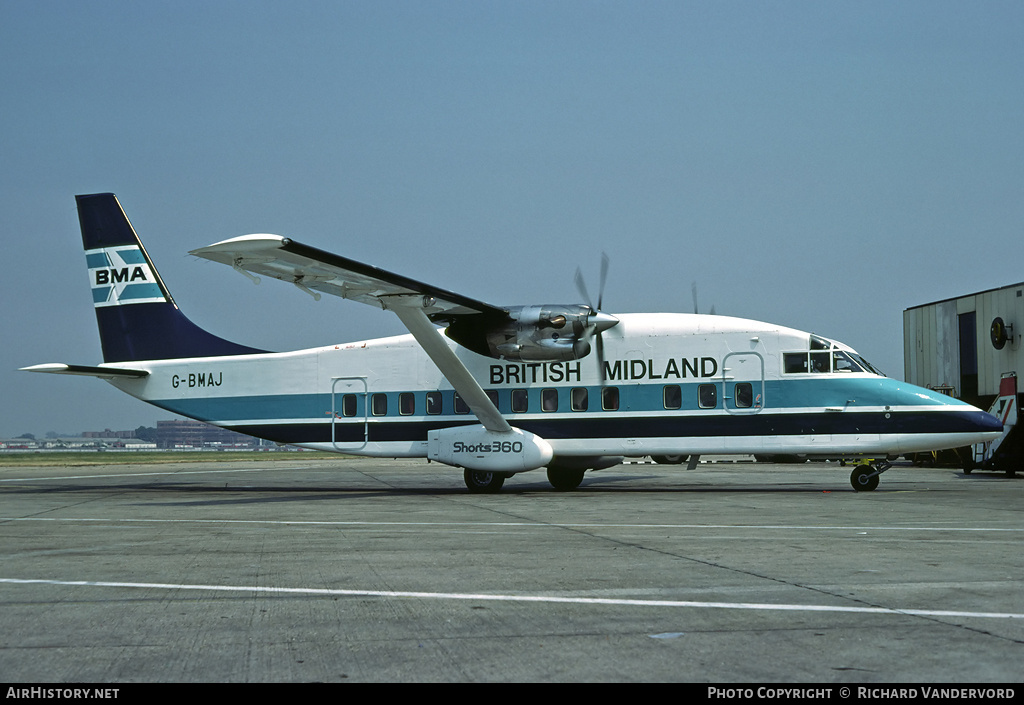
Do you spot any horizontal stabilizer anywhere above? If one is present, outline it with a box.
[20,363,150,379]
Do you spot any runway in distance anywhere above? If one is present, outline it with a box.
[23,194,1002,493]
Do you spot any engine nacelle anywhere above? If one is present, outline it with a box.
[428,425,554,473]
[445,304,594,362]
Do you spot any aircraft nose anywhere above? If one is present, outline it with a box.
[949,406,1003,440]
[974,409,1004,434]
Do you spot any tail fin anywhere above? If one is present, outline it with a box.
[78,193,266,362]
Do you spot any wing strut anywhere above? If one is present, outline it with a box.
[386,296,511,434]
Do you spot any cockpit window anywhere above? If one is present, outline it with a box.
[852,353,885,377]
[784,347,883,376]
[810,335,831,350]
[810,352,830,373]
[784,352,809,374]
[832,350,862,373]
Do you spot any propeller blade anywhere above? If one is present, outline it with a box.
[575,254,617,385]
[692,281,718,316]
[574,268,593,311]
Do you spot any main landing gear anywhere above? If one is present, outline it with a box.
[546,466,586,491]
[462,466,587,493]
[849,460,892,492]
[463,469,506,494]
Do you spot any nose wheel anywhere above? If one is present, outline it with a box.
[849,461,891,492]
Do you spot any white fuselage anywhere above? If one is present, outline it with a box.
[102,312,1001,464]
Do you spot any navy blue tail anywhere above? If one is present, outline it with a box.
[77,193,267,362]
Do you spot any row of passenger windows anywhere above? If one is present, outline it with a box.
[339,382,758,417]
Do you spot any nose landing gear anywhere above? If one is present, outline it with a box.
[850,460,892,492]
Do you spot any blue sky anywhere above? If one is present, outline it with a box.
[2,1,1022,436]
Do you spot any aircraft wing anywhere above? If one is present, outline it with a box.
[190,235,509,325]
[191,234,513,433]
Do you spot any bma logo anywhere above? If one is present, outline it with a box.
[86,246,166,308]
[95,266,148,286]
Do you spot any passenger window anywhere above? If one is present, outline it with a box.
[426,391,442,415]
[663,385,682,410]
[511,389,529,413]
[602,386,619,411]
[784,353,808,374]
[454,393,469,414]
[341,393,357,417]
[542,388,558,412]
[698,384,718,409]
[486,389,499,409]
[571,387,588,412]
[399,392,415,416]
[734,382,753,408]
[371,393,388,416]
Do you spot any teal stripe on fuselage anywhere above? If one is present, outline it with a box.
[769,376,969,409]
[147,376,957,426]
[150,393,330,423]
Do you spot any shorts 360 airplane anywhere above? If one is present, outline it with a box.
[23,194,1002,493]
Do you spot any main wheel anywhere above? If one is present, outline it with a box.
[547,466,585,491]
[651,455,687,465]
[850,466,879,492]
[464,469,506,493]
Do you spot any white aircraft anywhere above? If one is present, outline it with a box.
[23,193,1002,493]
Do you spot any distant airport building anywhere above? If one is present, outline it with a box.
[2,422,267,453]
[904,282,1022,471]
[0,437,156,451]
[82,429,138,439]
[155,419,261,449]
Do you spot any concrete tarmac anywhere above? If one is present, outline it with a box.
[0,456,1021,683]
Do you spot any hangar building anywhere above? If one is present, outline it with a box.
[904,282,1022,471]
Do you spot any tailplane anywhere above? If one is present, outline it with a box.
[77,193,266,362]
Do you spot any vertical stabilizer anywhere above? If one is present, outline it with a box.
[77,193,266,362]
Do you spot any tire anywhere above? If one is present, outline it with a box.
[464,469,506,493]
[547,466,585,491]
[651,455,687,465]
[850,466,879,492]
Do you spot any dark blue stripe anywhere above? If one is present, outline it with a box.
[229,408,1000,446]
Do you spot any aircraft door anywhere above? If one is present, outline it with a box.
[722,352,764,415]
[331,376,368,450]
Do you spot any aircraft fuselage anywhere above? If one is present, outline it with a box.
[102,312,997,462]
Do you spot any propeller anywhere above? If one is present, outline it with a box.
[691,281,716,316]
[575,253,618,383]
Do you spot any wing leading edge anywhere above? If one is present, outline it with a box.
[190,235,509,325]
